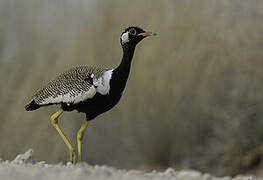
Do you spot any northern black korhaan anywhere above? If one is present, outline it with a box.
[25,26,156,164]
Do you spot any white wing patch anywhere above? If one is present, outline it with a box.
[39,86,96,105]
[94,69,113,95]
[121,31,129,44]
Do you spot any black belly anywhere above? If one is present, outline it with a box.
[61,93,122,120]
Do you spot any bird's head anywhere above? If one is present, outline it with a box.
[120,26,156,49]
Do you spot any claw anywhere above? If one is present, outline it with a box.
[70,150,77,164]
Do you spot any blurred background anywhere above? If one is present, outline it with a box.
[1,0,263,177]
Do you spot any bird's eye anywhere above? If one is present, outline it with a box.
[129,28,136,35]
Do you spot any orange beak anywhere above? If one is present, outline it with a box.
[138,32,157,37]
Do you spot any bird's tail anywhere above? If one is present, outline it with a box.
[25,100,40,111]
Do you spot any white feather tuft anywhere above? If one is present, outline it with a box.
[94,69,113,95]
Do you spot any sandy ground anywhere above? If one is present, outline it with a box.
[0,149,260,180]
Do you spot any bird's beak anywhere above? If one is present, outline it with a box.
[138,32,157,37]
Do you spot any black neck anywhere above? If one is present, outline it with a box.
[112,44,136,93]
[116,45,135,74]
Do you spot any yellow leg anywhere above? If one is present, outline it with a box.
[50,109,76,164]
[77,121,89,162]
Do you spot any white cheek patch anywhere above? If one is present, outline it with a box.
[121,32,129,44]
[94,69,113,95]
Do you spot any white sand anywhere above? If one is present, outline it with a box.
[0,149,259,180]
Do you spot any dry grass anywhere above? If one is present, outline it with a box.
[1,0,263,176]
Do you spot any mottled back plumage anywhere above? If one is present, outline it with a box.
[28,66,107,108]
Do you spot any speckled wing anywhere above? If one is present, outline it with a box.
[31,66,107,106]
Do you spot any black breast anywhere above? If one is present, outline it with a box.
[61,68,129,120]
[61,92,122,120]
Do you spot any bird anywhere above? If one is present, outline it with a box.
[25,26,156,164]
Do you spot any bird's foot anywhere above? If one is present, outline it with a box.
[70,149,77,164]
